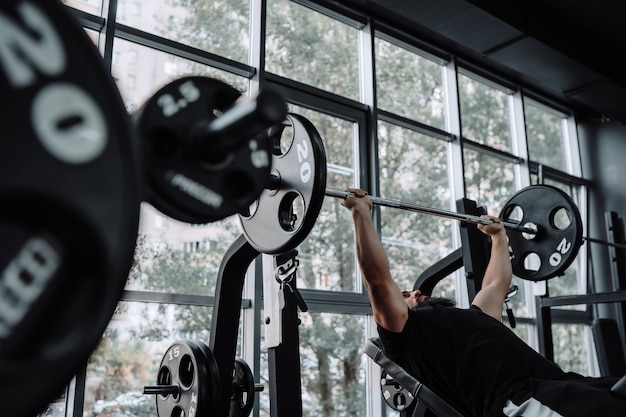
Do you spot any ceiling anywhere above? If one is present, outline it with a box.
[332,0,626,124]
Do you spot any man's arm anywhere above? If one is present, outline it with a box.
[471,216,512,321]
[341,189,408,333]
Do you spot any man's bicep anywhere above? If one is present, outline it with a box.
[368,282,409,333]
[472,284,505,321]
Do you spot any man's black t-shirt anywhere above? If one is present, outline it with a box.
[377,304,570,417]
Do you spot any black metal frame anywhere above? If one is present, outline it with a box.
[209,235,305,416]
[206,197,490,417]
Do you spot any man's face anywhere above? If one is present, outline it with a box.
[402,290,428,309]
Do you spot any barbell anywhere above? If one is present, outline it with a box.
[323,189,539,234]
[238,118,584,283]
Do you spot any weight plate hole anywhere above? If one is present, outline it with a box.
[551,207,572,230]
[393,393,408,409]
[157,366,173,399]
[241,199,259,218]
[522,252,541,272]
[503,205,524,224]
[179,355,195,388]
[171,405,184,417]
[279,192,304,232]
[522,222,538,241]
[149,127,180,160]
[273,123,294,156]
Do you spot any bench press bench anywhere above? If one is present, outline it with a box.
[364,336,626,416]
[363,337,466,417]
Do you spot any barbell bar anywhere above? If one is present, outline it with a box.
[324,188,539,235]
[238,119,583,282]
[583,237,626,250]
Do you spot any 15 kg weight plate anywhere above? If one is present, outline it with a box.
[152,340,220,417]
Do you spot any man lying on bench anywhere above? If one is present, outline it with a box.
[340,188,626,417]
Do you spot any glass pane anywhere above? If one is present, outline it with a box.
[63,0,103,15]
[553,324,593,375]
[84,302,220,417]
[375,37,446,130]
[378,121,454,291]
[37,391,67,417]
[266,0,359,100]
[287,106,359,292]
[525,100,567,171]
[116,0,249,63]
[458,73,513,152]
[259,313,368,417]
[507,276,530,317]
[112,38,248,113]
[509,323,534,346]
[433,275,457,303]
[130,208,243,294]
[463,149,517,215]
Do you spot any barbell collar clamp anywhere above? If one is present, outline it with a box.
[194,88,287,160]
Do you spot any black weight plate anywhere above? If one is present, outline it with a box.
[380,371,415,411]
[499,185,583,281]
[155,340,219,417]
[135,76,273,224]
[194,340,222,415]
[0,1,140,416]
[239,113,327,254]
[230,358,255,417]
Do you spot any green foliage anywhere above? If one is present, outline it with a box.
[265,0,359,99]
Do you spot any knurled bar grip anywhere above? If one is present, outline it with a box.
[325,188,538,235]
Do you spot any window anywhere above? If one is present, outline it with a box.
[116,0,250,64]
[525,99,569,172]
[375,35,447,130]
[458,71,515,153]
[126,74,135,89]
[154,214,168,229]
[266,0,360,100]
[378,120,455,292]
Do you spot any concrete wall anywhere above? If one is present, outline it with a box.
[578,120,626,325]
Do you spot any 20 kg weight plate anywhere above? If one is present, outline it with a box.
[0,1,140,416]
[500,184,583,281]
[239,113,327,254]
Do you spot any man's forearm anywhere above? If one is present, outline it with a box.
[483,231,512,290]
[351,207,391,285]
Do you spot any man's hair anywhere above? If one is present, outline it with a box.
[412,296,456,310]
